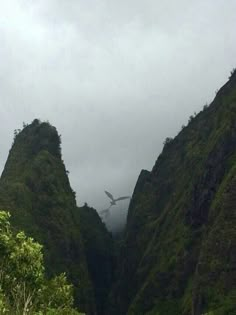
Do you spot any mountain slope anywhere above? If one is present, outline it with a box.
[79,204,114,315]
[109,71,236,315]
[0,119,96,314]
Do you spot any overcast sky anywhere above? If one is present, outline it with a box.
[0,0,236,215]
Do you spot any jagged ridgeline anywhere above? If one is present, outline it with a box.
[0,119,97,314]
[109,71,236,315]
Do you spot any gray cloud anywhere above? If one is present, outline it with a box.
[0,1,236,220]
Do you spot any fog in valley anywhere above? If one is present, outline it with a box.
[1,0,236,230]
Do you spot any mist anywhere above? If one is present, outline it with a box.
[0,0,236,230]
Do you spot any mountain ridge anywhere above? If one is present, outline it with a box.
[108,70,236,315]
[0,70,235,315]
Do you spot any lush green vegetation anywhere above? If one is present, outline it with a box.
[0,119,95,314]
[0,210,84,315]
[109,70,236,314]
[0,70,236,315]
[0,119,119,315]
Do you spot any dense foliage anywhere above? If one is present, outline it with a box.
[0,70,235,315]
[0,120,95,314]
[0,211,83,315]
[108,71,236,314]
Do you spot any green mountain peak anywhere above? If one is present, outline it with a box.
[0,119,96,314]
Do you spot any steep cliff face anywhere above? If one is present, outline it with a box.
[0,119,96,314]
[110,72,236,315]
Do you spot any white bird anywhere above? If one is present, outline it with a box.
[100,191,131,219]
[104,190,131,206]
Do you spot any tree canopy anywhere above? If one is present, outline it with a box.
[0,210,84,315]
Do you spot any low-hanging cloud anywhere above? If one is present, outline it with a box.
[0,0,236,217]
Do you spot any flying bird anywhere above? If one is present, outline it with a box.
[104,190,131,206]
[100,191,131,219]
